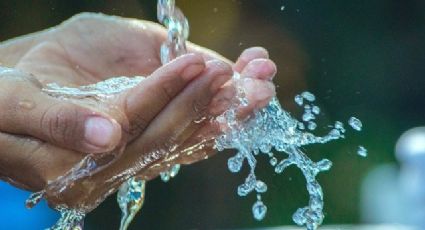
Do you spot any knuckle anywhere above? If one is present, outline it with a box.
[128,113,149,136]
[159,81,174,102]
[40,103,82,146]
[192,98,208,117]
[66,12,103,24]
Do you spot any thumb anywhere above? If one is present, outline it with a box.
[0,67,122,153]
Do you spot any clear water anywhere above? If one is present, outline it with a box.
[116,178,146,230]
[23,0,366,229]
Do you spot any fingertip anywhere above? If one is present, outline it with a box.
[205,60,233,93]
[234,47,270,72]
[241,58,277,81]
[83,115,122,153]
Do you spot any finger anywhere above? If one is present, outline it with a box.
[237,78,276,119]
[121,53,205,138]
[130,59,232,152]
[42,60,234,206]
[233,47,269,73]
[187,41,232,64]
[0,28,53,67]
[240,58,277,81]
[0,132,82,191]
[174,121,220,165]
[0,69,122,153]
[96,60,232,183]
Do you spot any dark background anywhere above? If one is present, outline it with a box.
[0,0,425,229]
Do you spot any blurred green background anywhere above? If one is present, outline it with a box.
[0,0,425,229]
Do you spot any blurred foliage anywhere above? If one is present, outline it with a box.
[0,0,425,229]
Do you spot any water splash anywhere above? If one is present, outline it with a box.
[357,145,368,157]
[160,164,181,182]
[348,116,363,131]
[114,1,189,229]
[215,85,350,228]
[48,207,85,230]
[21,1,366,229]
[117,178,146,230]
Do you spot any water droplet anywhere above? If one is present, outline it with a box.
[292,207,307,225]
[348,116,362,131]
[316,159,332,171]
[357,145,368,157]
[269,157,278,166]
[303,112,315,122]
[160,172,170,182]
[334,121,344,130]
[301,91,316,102]
[252,200,267,221]
[255,180,268,193]
[18,100,35,110]
[228,154,243,173]
[25,191,45,209]
[169,164,181,177]
[312,106,320,115]
[294,94,303,106]
[307,121,317,130]
[238,183,253,196]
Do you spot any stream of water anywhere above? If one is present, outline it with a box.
[23,1,365,229]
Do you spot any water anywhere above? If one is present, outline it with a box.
[357,146,368,157]
[160,164,181,182]
[21,1,366,229]
[116,178,146,230]
[348,117,363,131]
[115,1,188,229]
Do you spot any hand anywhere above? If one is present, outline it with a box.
[0,13,277,210]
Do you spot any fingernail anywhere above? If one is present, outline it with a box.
[84,116,117,148]
[242,59,277,80]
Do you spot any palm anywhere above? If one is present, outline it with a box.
[0,13,276,210]
[15,15,165,86]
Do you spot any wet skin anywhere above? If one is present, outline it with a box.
[0,13,277,210]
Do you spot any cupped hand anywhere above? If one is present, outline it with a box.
[0,13,277,210]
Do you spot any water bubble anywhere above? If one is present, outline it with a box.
[280,6,285,11]
[357,145,368,157]
[252,200,267,221]
[348,116,362,131]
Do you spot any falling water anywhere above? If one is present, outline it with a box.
[23,1,367,230]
